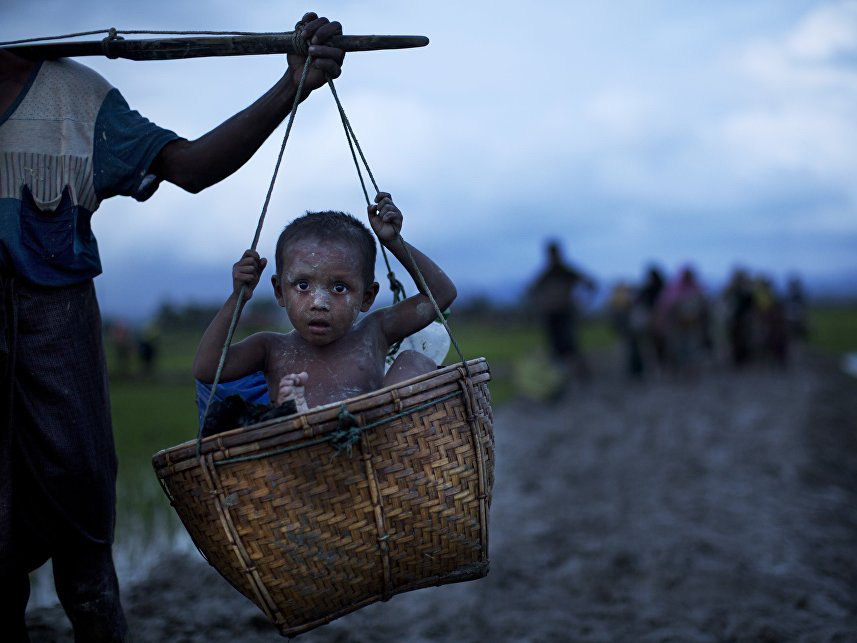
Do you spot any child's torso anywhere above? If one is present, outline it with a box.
[264,320,387,409]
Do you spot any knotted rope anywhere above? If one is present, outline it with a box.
[326,78,471,377]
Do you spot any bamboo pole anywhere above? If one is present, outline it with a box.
[2,33,429,61]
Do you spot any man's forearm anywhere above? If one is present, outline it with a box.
[153,73,301,194]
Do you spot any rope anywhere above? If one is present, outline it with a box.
[329,405,362,455]
[0,29,292,46]
[400,239,472,376]
[326,78,471,376]
[196,54,314,458]
[325,80,406,358]
[325,80,405,305]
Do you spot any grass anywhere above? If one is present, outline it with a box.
[445,317,613,404]
[808,306,857,355]
[110,379,198,540]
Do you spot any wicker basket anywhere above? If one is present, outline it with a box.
[152,358,493,636]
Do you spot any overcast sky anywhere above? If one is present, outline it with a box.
[4,1,857,318]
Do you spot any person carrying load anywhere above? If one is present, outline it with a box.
[0,13,345,639]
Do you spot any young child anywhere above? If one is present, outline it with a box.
[193,192,456,417]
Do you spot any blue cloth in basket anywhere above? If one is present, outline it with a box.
[195,371,270,429]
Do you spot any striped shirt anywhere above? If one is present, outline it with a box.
[0,59,178,286]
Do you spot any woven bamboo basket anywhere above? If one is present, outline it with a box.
[152,358,493,637]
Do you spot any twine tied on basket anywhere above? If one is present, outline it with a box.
[329,405,362,455]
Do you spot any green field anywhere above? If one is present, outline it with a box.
[808,306,857,355]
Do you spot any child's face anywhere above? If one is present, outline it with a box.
[272,236,378,346]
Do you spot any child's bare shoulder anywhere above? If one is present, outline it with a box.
[359,302,419,339]
[354,309,389,335]
[251,330,298,348]
[233,330,295,355]
[329,312,388,351]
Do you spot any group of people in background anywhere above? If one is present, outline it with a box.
[607,265,809,379]
[107,321,160,378]
[528,239,810,385]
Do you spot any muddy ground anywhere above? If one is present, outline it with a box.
[26,353,857,642]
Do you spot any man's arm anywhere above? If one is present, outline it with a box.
[368,193,457,344]
[562,263,596,291]
[579,268,597,291]
[151,13,344,193]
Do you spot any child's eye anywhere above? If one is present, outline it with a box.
[333,283,348,294]
[296,280,309,291]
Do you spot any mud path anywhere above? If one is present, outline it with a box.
[27,355,857,642]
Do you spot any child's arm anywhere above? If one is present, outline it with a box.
[368,192,457,344]
[193,249,270,383]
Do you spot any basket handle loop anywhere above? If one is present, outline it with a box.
[326,79,472,380]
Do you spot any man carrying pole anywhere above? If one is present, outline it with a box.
[0,12,345,640]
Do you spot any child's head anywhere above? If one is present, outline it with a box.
[275,211,376,287]
[272,211,380,345]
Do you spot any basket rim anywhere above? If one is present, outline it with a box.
[152,357,489,470]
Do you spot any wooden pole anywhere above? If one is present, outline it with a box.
[1,33,429,61]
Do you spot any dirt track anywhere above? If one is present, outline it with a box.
[27,354,857,642]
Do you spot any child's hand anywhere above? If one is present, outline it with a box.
[368,192,402,244]
[232,249,267,300]
[277,371,309,412]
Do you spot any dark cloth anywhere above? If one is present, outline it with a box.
[195,371,270,428]
[531,260,589,362]
[545,310,578,357]
[0,275,116,574]
[201,395,297,438]
[0,59,180,287]
[0,540,127,641]
[728,287,755,366]
[532,265,584,316]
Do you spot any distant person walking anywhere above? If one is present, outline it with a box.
[724,269,756,367]
[636,266,667,371]
[608,281,643,378]
[658,266,709,374]
[529,240,596,384]
[784,276,809,344]
[752,277,788,367]
[137,325,160,377]
[109,321,134,378]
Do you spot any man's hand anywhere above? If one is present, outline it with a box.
[368,192,403,244]
[151,12,345,194]
[287,12,345,94]
[232,249,267,300]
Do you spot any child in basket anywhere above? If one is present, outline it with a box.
[193,192,456,430]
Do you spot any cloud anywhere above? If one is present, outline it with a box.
[722,1,857,188]
[784,0,857,61]
[6,1,857,319]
